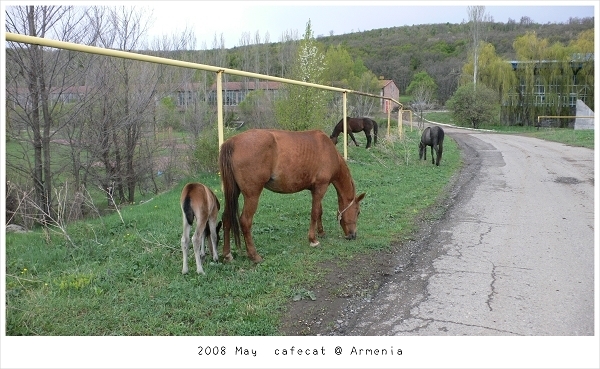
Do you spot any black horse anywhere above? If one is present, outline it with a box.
[419,126,445,166]
[330,117,378,149]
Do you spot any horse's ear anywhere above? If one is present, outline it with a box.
[356,193,366,203]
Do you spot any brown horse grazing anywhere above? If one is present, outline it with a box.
[419,125,445,166]
[330,117,378,149]
[219,129,366,263]
[180,182,222,274]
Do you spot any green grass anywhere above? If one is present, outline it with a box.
[423,111,595,149]
[5,128,461,336]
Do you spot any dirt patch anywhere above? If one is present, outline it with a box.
[278,245,401,336]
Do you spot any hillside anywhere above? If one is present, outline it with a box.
[315,17,595,103]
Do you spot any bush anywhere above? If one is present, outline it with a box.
[191,127,236,174]
[446,83,499,128]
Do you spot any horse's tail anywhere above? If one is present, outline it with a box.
[372,119,378,145]
[437,128,444,160]
[182,194,195,226]
[219,141,242,252]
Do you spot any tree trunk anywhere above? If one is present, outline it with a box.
[27,6,52,223]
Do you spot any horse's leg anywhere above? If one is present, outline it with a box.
[208,219,219,262]
[181,215,191,274]
[349,132,359,146]
[222,215,233,262]
[309,187,327,246]
[191,218,206,275]
[239,194,263,263]
[365,130,372,149]
[437,142,443,166]
[430,145,435,165]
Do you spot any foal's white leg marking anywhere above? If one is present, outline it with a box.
[192,219,206,275]
[310,241,320,247]
[181,215,191,274]
[209,220,219,262]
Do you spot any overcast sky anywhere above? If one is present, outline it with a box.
[144,1,597,49]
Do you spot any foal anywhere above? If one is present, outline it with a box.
[180,182,221,274]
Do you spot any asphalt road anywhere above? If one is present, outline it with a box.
[344,126,596,337]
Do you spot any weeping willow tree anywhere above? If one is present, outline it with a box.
[506,31,594,126]
[460,31,594,126]
[461,41,516,105]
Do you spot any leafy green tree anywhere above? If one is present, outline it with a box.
[446,83,499,128]
[406,71,437,97]
[322,45,354,87]
[569,28,594,54]
[513,31,549,61]
[275,20,328,131]
[322,46,380,116]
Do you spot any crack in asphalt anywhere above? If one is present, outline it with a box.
[404,318,522,336]
[487,262,497,312]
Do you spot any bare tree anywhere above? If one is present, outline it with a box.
[349,71,380,117]
[277,29,299,78]
[263,31,271,76]
[5,5,91,223]
[410,84,436,130]
[468,5,488,90]
[81,5,164,204]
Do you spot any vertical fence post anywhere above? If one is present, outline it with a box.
[342,91,348,160]
[216,70,224,148]
[386,100,391,137]
[398,107,403,139]
[387,101,392,138]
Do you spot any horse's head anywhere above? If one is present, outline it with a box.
[338,193,366,240]
[419,141,425,160]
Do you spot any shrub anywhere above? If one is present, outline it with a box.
[446,83,499,128]
[192,127,237,173]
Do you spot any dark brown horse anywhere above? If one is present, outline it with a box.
[330,117,378,148]
[219,129,366,263]
[419,125,445,166]
[180,182,222,274]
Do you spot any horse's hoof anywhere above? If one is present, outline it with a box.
[251,255,263,263]
[310,241,320,247]
[223,253,233,263]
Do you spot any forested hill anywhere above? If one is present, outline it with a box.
[313,17,595,103]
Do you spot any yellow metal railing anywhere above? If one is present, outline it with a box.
[5,32,404,159]
[537,115,595,129]
[537,115,594,122]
